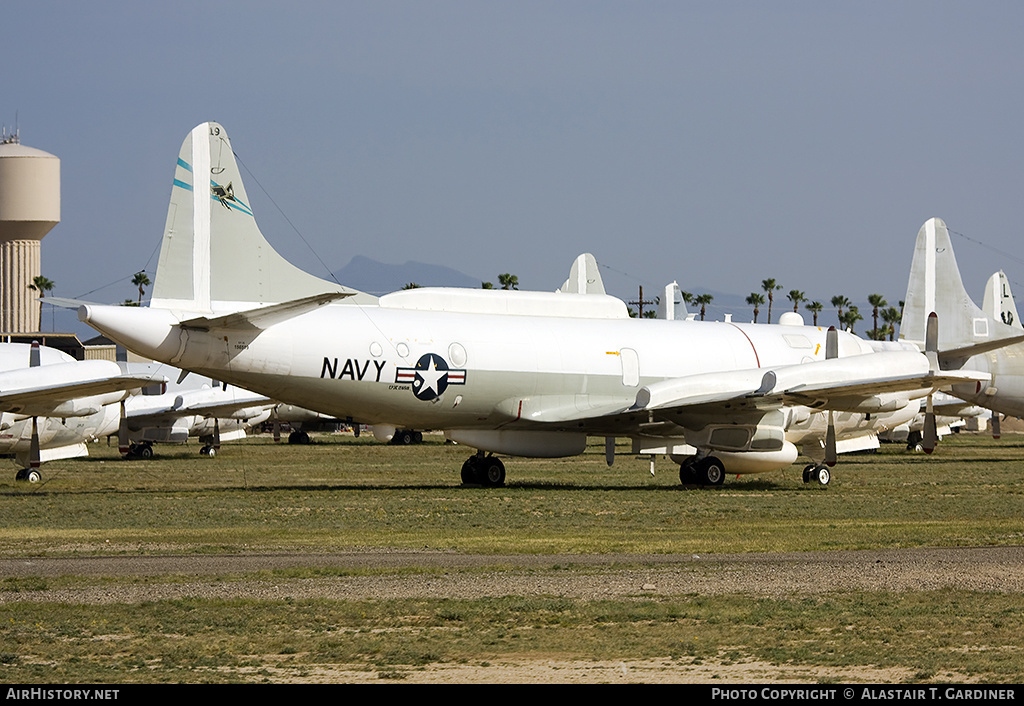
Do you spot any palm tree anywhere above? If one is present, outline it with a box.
[132,271,151,305]
[694,293,713,321]
[881,306,901,341]
[28,275,54,331]
[498,273,519,290]
[401,282,421,289]
[805,300,823,326]
[746,292,765,323]
[831,295,851,326]
[840,305,863,333]
[761,279,782,324]
[867,293,887,338]
[481,281,494,289]
[787,289,805,313]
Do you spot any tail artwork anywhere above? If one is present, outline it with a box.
[900,217,1024,417]
[151,122,377,311]
[982,271,1023,330]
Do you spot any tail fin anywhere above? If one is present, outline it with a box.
[982,271,1023,330]
[658,281,689,320]
[557,253,606,295]
[150,122,377,311]
[900,217,1019,365]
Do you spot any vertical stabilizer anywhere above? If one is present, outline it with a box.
[558,253,606,295]
[150,122,377,311]
[982,271,1023,330]
[899,218,1016,352]
[658,281,689,320]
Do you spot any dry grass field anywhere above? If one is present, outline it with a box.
[1,430,1022,683]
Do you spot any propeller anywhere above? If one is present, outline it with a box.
[118,399,130,455]
[29,416,40,470]
[922,312,939,454]
[824,327,838,467]
[992,411,1001,439]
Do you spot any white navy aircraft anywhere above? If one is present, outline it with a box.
[77,123,986,487]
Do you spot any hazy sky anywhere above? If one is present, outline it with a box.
[6,1,1024,334]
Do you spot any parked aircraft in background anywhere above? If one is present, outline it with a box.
[78,123,986,488]
[900,218,1024,430]
[0,342,159,481]
[117,362,274,458]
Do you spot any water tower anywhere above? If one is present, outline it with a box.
[0,130,60,333]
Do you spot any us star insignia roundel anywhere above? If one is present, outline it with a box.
[395,354,467,401]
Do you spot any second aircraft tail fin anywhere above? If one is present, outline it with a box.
[900,217,1021,366]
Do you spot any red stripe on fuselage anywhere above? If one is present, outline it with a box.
[725,323,761,368]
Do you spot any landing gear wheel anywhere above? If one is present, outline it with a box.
[460,457,478,485]
[802,464,815,484]
[16,469,41,483]
[481,458,506,487]
[815,465,831,486]
[696,456,725,486]
[288,430,311,445]
[135,443,154,460]
[200,445,216,457]
[460,454,505,487]
[679,460,698,485]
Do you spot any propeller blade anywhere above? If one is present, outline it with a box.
[826,327,838,359]
[825,410,837,467]
[29,417,40,469]
[118,400,130,454]
[923,394,937,454]
[922,312,938,454]
[992,411,1001,439]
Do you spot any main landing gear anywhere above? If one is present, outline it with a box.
[678,456,725,486]
[14,468,41,483]
[461,452,506,487]
[802,464,831,485]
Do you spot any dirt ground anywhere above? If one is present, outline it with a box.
[3,545,1019,683]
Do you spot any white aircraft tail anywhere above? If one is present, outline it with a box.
[982,271,1023,330]
[557,253,606,295]
[150,122,377,311]
[658,281,689,320]
[900,217,1020,365]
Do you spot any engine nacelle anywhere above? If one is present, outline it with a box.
[446,429,587,458]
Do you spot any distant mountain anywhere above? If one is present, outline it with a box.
[332,256,481,295]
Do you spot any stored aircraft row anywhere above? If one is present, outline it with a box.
[75,122,1007,488]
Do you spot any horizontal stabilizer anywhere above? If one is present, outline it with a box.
[178,292,352,331]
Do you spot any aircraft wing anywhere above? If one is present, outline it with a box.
[633,350,988,418]
[0,362,163,418]
[126,394,274,424]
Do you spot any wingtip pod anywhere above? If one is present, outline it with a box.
[151,122,377,311]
